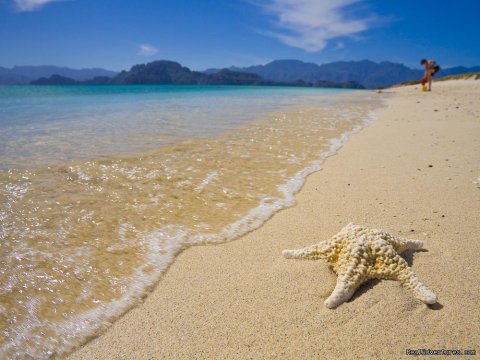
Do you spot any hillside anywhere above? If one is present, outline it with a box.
[30,60,364,89]
[6,60,480,88]
[0,65,117,85]
[206,60,480,89]
[112,61,204,84]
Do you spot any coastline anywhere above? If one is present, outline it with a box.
[69,80,480,359]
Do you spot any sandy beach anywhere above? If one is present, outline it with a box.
[69,80,480,359]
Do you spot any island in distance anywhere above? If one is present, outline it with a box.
[30,60,365,89]
[0,65,117,85]
[3,58,480,88]
[24,59,480,89]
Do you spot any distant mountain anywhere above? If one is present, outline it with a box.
[313,80,364,89]
[242,60,324,83]
[30,60,364,89]
[200,69,269,85]
[0,65,117,85]
[113,61,204,84]
[439,66,480,76]
[6,60,480,88]
[111,60,363,88]
[205,60,480,89]
[31,74,79,85]
[111,61,275,85]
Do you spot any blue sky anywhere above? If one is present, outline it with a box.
[1,0,479,71]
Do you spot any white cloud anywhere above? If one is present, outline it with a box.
[14,0,62,11]
[138,44,159,57]
[254,0,375,52]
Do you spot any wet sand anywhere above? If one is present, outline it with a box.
[69,80,480,359]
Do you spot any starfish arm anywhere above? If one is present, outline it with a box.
[388,256,437,304]
[388,235,423,254]
[282,241,329,260]
[324,257,368,308]
[324,275,361,309]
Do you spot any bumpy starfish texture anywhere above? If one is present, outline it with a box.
[283,223,437,308]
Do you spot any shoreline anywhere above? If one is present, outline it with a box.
[0,88,380,359]
[70,80,480,359]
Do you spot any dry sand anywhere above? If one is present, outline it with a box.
[69,80,480,359]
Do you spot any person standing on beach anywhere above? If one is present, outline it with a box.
[421,59,440,91]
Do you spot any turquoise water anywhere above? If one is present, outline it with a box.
[0,85,381,359]
[0,85,350,169]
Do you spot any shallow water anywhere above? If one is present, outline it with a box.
[0,85,351,170]
[0,85,383,358]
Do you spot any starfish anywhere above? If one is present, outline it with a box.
[283,223,437,308]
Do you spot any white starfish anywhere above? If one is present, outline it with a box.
[283,223,437,308]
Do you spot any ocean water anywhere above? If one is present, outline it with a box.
[0,85,383,358]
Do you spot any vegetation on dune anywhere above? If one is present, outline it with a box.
[397,72,480,87]
[436,73,480,81]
